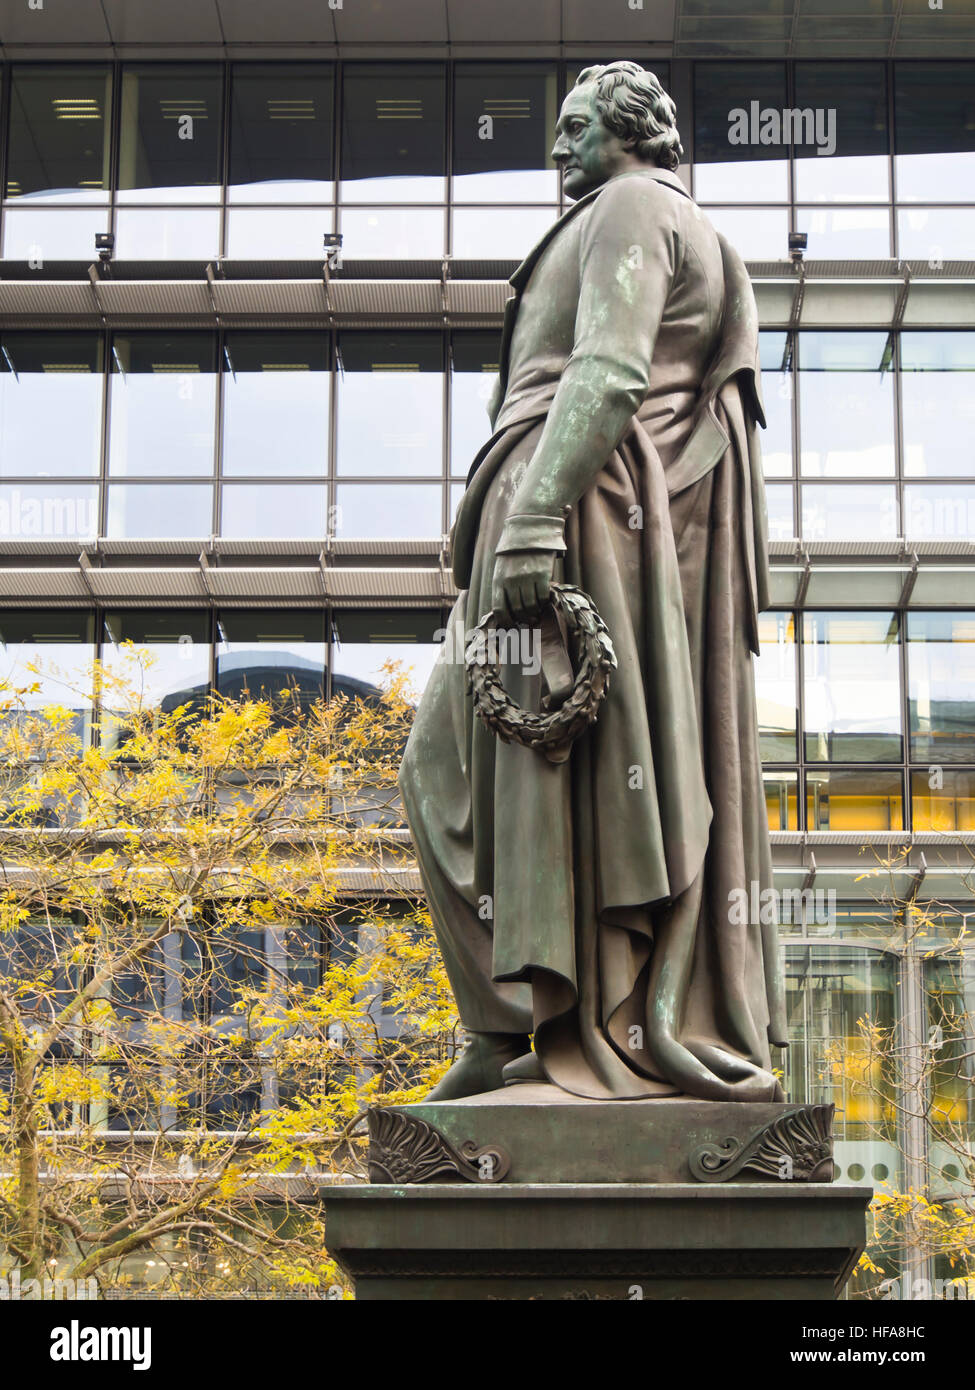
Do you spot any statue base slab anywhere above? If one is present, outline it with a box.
[323,1182,872,1300]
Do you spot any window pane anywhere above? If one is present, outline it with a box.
[109,333,216,476]
[452,63,558,202]
[803,612,902,762]
[759,331,792,478]
[106,484,213,538]
[908,613,975,765]
[764,771,798,832]
[755,612,797,761]
[331,609,441,701]
[904,485,975,541]
[925,957,975,1162]
[801,484,897,541]
[340,64,446,202]
[799,333,894,478]
[7,66,112,201]
[783,945,899,1174]
[700,207,789,261]
[114,208,221,260]
[895,62,975,203]
[450,331,500,474]
[221,483,327,538]
[451,206,555,259]
[793,63,889,204]
[0,611,94,746]
[119,66,223,202]
[336,332,443,476]
[912,770,975,833]
[806,770,904,831]
[0,482,97,539]
[225,207,336,259]
[334,483,442,539]
[796,207,891,259]
[2,207,109,261]
[101,610,210,735]
[222,332,329,476]
[693,62,789,203]
[902,332,975,478]
[897,208,975,262]
[229,63,334,202]
[765,482,795,540]
[0,333,103,477]
[216,610,325,703]
[339,207,444,258]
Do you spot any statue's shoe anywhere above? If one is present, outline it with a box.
[424,1032,531,1101]
[502,1050,546,1085]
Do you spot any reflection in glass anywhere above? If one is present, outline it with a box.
[700,207,789,260]
[806,769,904,831]
[755,612,797,761]
[912,770,975,833]
[109,333,216,476]
[897,208,975,262]
[1,208,109,261]
[339,207,444,258]
[693,62,789,203]
[0,333,103,476]
[764,771,798,832]
[7,66,112,201]
[222,333,329,476]
[221,483,327,539]
[229,64,334,202]
[796,207,890,259]
[334,483,442,540]
[783,945,899,1162]
[0,611,94,746]
[331,609,442,703]
[336,332,443,476]
[451,207,555,259]
[801,484,897,541]
[106,484,213,539]
[101,611,210,738]
[114,208,221,260]
[216,610,325,705]
[908,613,975,765]
[894,63,975,203]
[340,65,446,202]
[452,63,558,203]
[450,331,500,472]
[901,332,975,477]
[799,333,894,477]
[118,66,223,201]
[924,956,975,1154]
[793,62,888,204]
[225,207,336,259]
[803,611,902,762]
[904,485,975,541]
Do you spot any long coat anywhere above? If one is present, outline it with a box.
[399,166,788,1101]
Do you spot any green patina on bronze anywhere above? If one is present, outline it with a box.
[398,61,786,1107]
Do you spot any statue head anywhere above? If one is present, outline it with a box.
[553,61,684,200]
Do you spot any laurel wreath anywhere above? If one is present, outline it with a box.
[465,583,618,757]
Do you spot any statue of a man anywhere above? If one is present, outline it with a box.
[399,61,788,1103]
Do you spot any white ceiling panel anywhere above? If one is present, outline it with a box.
[216,0,338,44]
[563,0,676,43]
[0,0,110,45]
[100,0,224,45]
[447,0,560,42]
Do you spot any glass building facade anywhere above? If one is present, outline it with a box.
[0,33,973,1295]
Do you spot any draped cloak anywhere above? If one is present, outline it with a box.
[398,167,789,1102]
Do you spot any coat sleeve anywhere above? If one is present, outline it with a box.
[507,174,683,522]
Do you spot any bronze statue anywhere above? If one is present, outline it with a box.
[399,61,787,1104]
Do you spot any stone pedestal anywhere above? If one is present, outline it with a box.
[324,1182,872,1300]
[324,1088,871,1299]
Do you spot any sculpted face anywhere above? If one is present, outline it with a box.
[551,84,646,200]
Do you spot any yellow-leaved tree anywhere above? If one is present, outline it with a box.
[0,647,458,1298]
